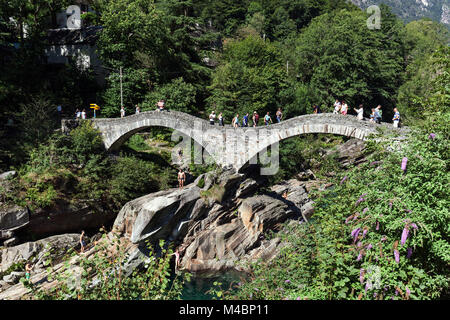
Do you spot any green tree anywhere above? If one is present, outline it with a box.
[207,35,287,121]
[293,6,405,114]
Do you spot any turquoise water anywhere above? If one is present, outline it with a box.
[180,270,249,300]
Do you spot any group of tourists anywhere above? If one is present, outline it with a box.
[333,99,401,127]
[208,108,284,128]
[75,108,87,119]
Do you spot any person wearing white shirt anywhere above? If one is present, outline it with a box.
[333,100,341,114]
[209,111,216,125]
[354,105,364,120]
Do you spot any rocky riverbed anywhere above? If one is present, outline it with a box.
[0,138,367,299]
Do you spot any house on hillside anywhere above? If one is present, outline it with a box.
[44,1,107,85]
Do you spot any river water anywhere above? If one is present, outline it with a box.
[179,270,250,300]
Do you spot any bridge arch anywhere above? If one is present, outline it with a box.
[65,111,402,171]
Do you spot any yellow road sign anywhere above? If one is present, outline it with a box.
[90,104,100,110]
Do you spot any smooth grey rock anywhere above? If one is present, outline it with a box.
[0,234,80,273]
[113,185,202,244]
[3,237,19,247]
[0,205,29,231]
[0,171,16,181]
[2,271,24,285]
[0,230,14,240]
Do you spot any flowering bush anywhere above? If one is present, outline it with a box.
[222,112,449,300]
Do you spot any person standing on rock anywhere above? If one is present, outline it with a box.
[173,248,180,271]
[25,263,32,281]
[80,230,86,253]
[178,169,186,189]
[218,112,224,126]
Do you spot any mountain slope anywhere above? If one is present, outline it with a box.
[351,0,449,26]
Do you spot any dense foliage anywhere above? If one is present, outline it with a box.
[0,0,449,301]
[1,121,177,210]
[25,237,190,300]
[218,76,449,300]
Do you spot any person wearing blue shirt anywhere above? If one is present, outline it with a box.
[243,113,249,127]
[392,108,400,128]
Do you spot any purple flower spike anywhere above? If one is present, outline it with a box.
[366,244,373,250]
[394,249,400,263]
[296,297,302,300]
[429,133,436,140]
[285,280,291,284]
[401,157,408,172]
[362,207,369,214]
[351,227,361,238]
[362,228,368,239]
[357,251,363,261]
[389,202,393,209]
[407,247,413,259]
[376,220,380,231]
[406,287,411,298]
[410,223,418,230]
[352,228,361,243]
[340,176,348,185]
[401,227,409,246]
[345,215,353,224]
[381,236,387,242]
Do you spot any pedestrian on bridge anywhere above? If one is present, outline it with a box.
[233,114,240,128]
[135,105,140,114]
[120,106,126,118]
[276,108,283,123]
[333,100,341,114]
[354,104,364,121]
[264,112,273,126]
[157,99,165,111]
[370,108,376,123]
[252,111,259,127]
[341,101,348,115]
[243,113,249,127]
[81,109,87,119]
[376,105,383,124]
[209,111,216,125]
[313,105,321,114]
[393,108,400,128]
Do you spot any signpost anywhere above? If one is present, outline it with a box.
[90,104,100,118]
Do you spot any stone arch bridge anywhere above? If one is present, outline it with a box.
[62,111,405,172]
